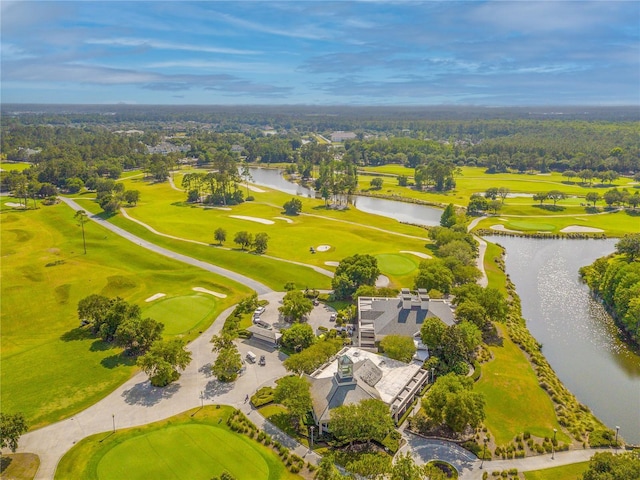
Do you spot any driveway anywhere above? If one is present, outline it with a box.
[399,431,478,474]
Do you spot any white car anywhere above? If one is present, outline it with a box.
[254,306,266,316]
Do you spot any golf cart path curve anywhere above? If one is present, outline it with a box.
[59,197,271,295]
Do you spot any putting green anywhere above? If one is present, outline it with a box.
[96,424,270,480]
[142,294,216,335]
[375,253,418,276]
[507,221,556,232]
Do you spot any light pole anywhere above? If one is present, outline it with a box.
[615,426,620,448]
[480,437,488,469]
[112,414,115,433]
[431,367,435,383]
[310,426,314,452]
[552,429,557,459]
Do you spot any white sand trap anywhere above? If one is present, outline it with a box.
[490,224,519,233]
[324,261,340,267]
[145,293,166,302]
[274,216,294,224]
[229,215,275,225]
[192,287,227,298]
[400,250,432,259]
[5,202,25,208]
[560,225,604,233]
[214,207,232,211]
[375,274,390,288]
[316,245,331,252]
[248,185,266,193]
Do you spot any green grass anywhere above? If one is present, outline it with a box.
[71,174,434,289]
[483,240,507,295]
[523,461,589,480]
[357,166,640,235]
[0,161,32,171]
[375,253,419,276]
[475,325,568,446]
[142,294,218,335]
[55,406,301,480]
[1,203,249,429]
[0,453,40,480]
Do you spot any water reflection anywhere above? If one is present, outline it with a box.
[489,236,640,442]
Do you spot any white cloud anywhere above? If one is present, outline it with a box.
[86,37,260,55]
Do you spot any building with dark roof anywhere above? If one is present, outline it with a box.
[357,289,456,349]
[305,347,429,432]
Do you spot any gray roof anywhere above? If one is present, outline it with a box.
[247,325,282,342]
[361,298,454,339]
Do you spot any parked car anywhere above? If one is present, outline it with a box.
[259,355,266,366]
[254,306,266,316]
[329,313,337,321]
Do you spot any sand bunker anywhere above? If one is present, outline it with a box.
[5,202,25,208]
[560,225,604,233]
[229,215,275,225]
[400,250,432,259]
[274,216,294,224]
[247,185,266,193]
[192,287,227,298]
[375,274,390,288]
[213,207,232,211]
[145,293,166,302]
[324,261,340,267]
[490,224,520,233]
[316,245,331,252]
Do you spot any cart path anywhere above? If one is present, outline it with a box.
[59,197,271,295]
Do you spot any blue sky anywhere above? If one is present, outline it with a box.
[1,1,638,105]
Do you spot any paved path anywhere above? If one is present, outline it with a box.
[473,234,489,287]
[16,295,322,479]
[59,197,271,295]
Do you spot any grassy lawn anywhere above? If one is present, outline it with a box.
[1,202,249,429]
[259,404,309,447]
[54,406,301,480]
[523,461,589,480]
[142,294,218,335]
[0,161,32,172]
[483,240,507,295]
[475,325,569,446]
[358,167,640,235]
[71,175,434,289]
[0,453,40,480]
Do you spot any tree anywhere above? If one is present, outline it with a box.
[124,189,140,206]
[484,187,498,200]
[279,290,313,321]
[316,455,352,480]
[397,175,408,187]
[281,322,315,350]
[330,399,394,447]
[456,321,482,357]
[616,234,640,261]
[389,452,427,480]
[488,199,502,214]
[274,376,312,426]
[422,373,485,433]
[240,161,253,197]
[497,187,510,203]
[332,254,380,299]
[440,203,457,228]
[114,316,164,355]
[214,227,227,245]
[283,197,302,215]
[582,452,640,480]
[369,177,383,190]
[380,335,416,363]
[547,190,567,206]
[420,316,446,350]
[233,231,253,250]
[137,338,192,387]
[563,170,577,183]
[454,301,488,330]
[212,345,242,382]
[585,192,600,206]
[413,260,454,294]
[78,294,111,331]
[0,412,28,453]
[253,232,269,254]
[346,453,390,479]
[74,209,89,254]
[467,194,488,214]
[98,297,141,342]
[533,193,547,205]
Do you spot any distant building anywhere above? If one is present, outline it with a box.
[306,346,429,430]
[330,131,357,142]
[357,289,455,349]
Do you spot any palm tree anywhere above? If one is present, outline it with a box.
[74,210,89,254]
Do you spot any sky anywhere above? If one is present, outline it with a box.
[1,1,639,106]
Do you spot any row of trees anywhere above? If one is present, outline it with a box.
[214,228,269,253]
[580,234,640,346]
